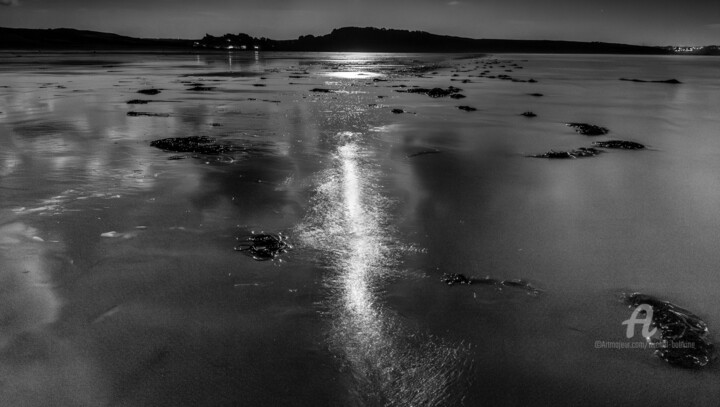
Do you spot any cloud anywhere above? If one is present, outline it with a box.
[0,0,20,6]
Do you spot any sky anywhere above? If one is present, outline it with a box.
[1,0,719,46]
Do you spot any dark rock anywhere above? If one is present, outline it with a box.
[521,111,537,117]
[127,112,170,117]
[187,86,215,91]
[592,140,645,150]
[531,147,603,159]
[624,292,713,368]
[310,88,334,93]
[441,274,541,293]
[441,273,472,285]
[457,105,477,112]
[428,86,462,97]
[620,78,682,84]
[234,233,290,261]
[500,279,529,288]
[150,136,233,155]
[566,122,609,136]
[528,78,537,83]
[391,108,404,114]
[397,86,462,98]
[449,94,466,99]
[137,89,161,95]
[253,84,266,87]
[167,155,187,160]
[126,99,150,104]
[528,93,544,97]
[499,279,542,294]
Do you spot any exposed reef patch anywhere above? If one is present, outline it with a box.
[592,140,645,150]
[396,86,463,98]
[150,136,234,155]
[620,78,681,84]
[623,292,713,368]
[137,89,161,95]
[441,273,541,294]
[234,233,290,261]
[566,123,609,136]
[530,147,603,159]
[127,111,170,117]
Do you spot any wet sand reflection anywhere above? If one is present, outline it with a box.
[299,132,470,406]
[0,221,107,406]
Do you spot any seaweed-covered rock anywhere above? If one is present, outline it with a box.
[391,108,405,114]
[499,279,542,294]
[620,78,681,84]
[521,111,537,117]
[441,273,472,285]
[592,140,645,150]
[127,111,169,117]
[126,99,150,104]
[441,274,541,294]
[449,94,466,99]
[137,89,161,95]
[234,233,290,261]
[187,85,215,91]
[150,136,233,155]
[531,147,603,159]
[457,106,477,112]
[566,123,609,136]
[624,292,713,368]
[310,88,334,93]
[397,86,462,98]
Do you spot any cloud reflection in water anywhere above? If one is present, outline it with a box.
[0,222,108,406]
[299,132,470,406]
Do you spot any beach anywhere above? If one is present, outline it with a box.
[1,51,720,406]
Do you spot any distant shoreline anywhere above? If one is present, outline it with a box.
[2,26,706,55]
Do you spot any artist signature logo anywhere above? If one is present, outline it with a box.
[621,304,658,339]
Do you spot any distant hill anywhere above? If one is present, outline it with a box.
[1,26,674,54]
[0,27,192,50]
[271,27,672,54]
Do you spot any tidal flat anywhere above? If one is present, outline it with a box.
[1,51,720,406]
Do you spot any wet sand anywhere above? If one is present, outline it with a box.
[2,51,720,406]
